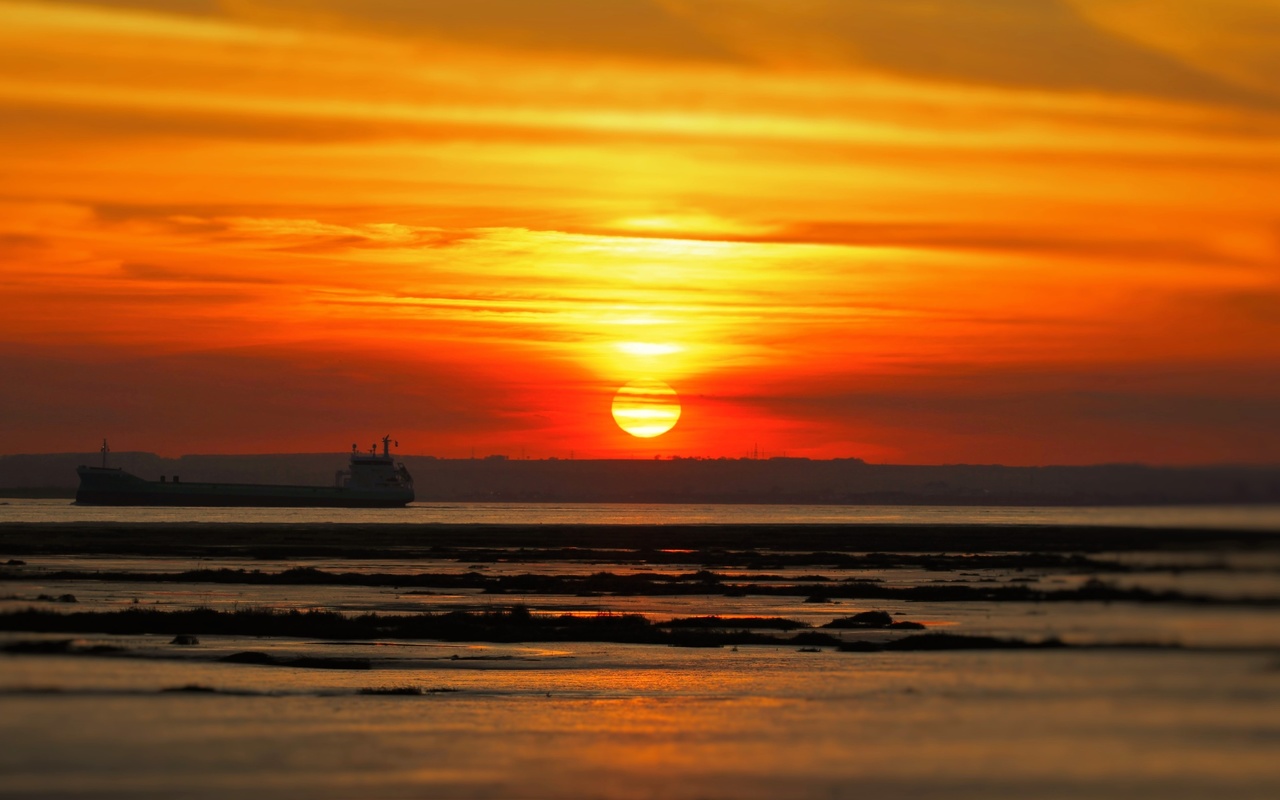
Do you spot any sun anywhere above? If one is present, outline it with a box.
[611,379,681,438]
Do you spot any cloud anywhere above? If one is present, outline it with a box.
[727,363,1280,463]
[1071,0,1280,97]
[217,218,473,251]
[667,0,1277,108]
[0,342,530,454]
[220,0,740,63]
[67,0,222,13]
[0,232,48,257]
[1221,289,1280,324]
[118,261,282,284]
[30,0,1280,115]
[581,219,1257,267]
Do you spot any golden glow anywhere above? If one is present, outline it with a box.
[612,380,682,438]
[0,1,1277,462]
[616,342,683,357]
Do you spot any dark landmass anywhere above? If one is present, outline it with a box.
[4,452,1280,505]
[1,522,1277,559]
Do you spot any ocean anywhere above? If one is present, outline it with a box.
[2,503,1278,798]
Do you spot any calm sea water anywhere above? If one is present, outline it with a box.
[3,498,1280,528]
[3,502,1279,798]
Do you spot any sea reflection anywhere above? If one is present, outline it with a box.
[3,648,1278,799]
[2,509,1279,798]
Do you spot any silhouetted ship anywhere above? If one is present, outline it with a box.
[75,437,414,507]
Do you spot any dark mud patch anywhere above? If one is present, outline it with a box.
[1,638,126,655]
[823,611,927,630]
[219,651,372,670]
[160,684,263,696]
[358,686,459,696]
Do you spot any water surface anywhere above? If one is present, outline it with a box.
[4,498,1280,528]
[2,506,1279,798]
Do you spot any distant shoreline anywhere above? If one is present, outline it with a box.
[5,455,1280,505]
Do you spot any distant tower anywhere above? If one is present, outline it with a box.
[101,439,110,468]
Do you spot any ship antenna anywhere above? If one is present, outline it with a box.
[101,438,109,468]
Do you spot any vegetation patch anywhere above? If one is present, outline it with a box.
[839,633,1070,652]
[5,566,1265,605]
[0,606,834,647]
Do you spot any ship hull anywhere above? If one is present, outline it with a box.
[75,467,413,508]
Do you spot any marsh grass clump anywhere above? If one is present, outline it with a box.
[162,684,217,693]
[890,620,926,630]
[34,594,78,603]
[826,610,893,628]
[824,610,929,629]
[359,686,424,696]
[357,685,457,696]
[837,633,1072,652]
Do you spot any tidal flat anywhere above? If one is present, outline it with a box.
[2,519,1280,798]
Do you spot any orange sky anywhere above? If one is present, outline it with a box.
[2,0,1279,463]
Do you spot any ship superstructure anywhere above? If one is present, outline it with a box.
[75,436,414,507]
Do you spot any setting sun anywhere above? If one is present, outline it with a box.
[611,380,682,439]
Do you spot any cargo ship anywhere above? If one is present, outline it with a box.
[75,437,415,507]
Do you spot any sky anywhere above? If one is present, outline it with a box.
[1,0,1278,464]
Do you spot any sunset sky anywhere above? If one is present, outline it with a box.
[2,0,1278,463]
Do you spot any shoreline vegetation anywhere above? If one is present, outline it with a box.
[0,606,1230,653]
[3,565,1275,606]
